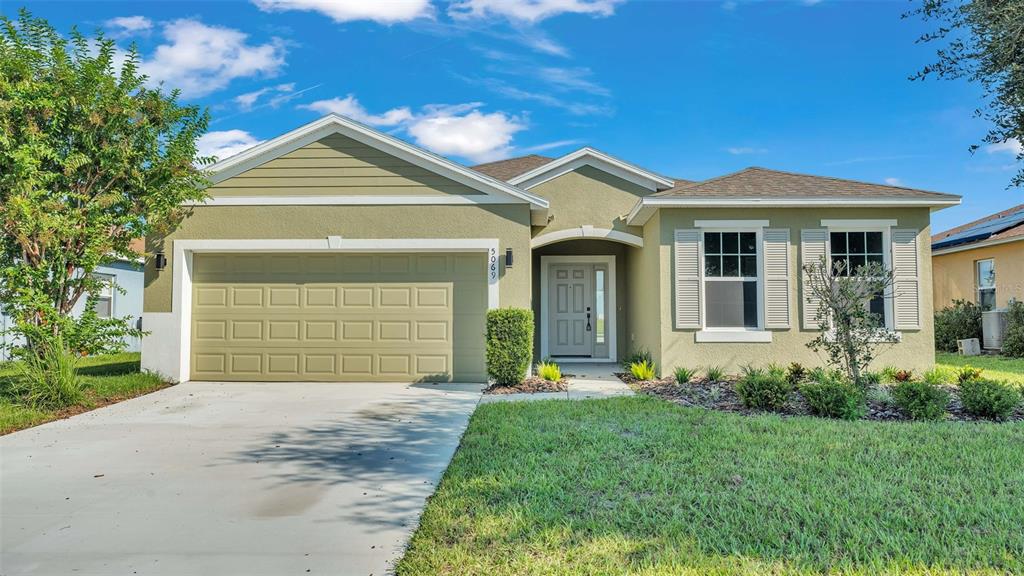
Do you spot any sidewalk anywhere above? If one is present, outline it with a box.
[480,363,633,403]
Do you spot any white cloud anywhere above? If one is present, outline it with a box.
[884,177,903,186]
[234,83,299,111]
[197,129,264,161]
[105,16,152,37]
[141,19,285,98]
[726,146,767,155]
[449,0,621,23]
[520,139,583,153]
[299,95,414,126]
[537,67,609,96]
[407,106,525,163]
[986,138,1023,156]
[252,0,433,23]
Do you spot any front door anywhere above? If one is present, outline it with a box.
[549,264,593,357]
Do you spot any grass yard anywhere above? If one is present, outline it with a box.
[398,396,1024,575]
[936,352,1024,385]
[0,352,169,434]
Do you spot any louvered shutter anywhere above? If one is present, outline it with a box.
[763,229,791,329]
[674,229,701,329]
[891,229,921,330]
[800,229,828,329]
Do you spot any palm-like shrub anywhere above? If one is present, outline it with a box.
[629,360,657,381]
[673,366,696,384]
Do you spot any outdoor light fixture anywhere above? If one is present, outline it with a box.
[505,248,514,268]
[155,252,167,271]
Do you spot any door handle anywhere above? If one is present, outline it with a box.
[586,307,591,331]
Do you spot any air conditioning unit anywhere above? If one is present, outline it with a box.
[982,309,1009,350]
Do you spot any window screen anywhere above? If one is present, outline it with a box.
[704,232,758,328]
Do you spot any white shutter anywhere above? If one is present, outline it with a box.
[674,229,701,329]
[763,228,790,329]
[891,229,921,330]
[800,229,828,329]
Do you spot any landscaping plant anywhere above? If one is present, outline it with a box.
[923,366,953,386]
[1002,300,1024,358]
[704,365,725,382]
[14,336,83,410]
[735,366,792,411]
[959,378,1021,420]
[932,300,983,352]
[673,366,696,384]
[799,369,866,420]
[786,362,807,385]
[485,308,533,386]
[803,258,896,385]
[892,379,949,421]
[629,360,657,381]
[535,360,562,382]
[957,365,984,384]
[621,348,653,371]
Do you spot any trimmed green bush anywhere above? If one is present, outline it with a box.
[959,378,1021,420]
[799,370,866,420]
[485,308,533,386]
[630,360,657,381]
[933,299,983,352]
[735,367,792,411]
[1002,300,1024,358]
[892,380,949,421]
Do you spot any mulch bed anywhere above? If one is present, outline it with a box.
[621,373,1024,422]
[485,376,568,395]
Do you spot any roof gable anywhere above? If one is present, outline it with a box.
[508,147,675,191]
[472,155,553,181]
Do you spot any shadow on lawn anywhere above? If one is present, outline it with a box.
[227,391,478,533]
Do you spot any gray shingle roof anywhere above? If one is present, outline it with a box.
[472,155,554,181]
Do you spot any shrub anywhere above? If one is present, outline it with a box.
[1002,300,1024,358]
[881,367,913,383]
[536,360,562,382]
[959,378,1021,420]
[621,348,653,371]
[866,385,894,407]
[933,299,983,352]
[799,370,866,420]
[485,308,533,386]
[15,337,84,410]
[892,380,949,421]
[673,366,696,384]
[630,360,657,381]
[786,362,807,385]
[857,371,882,388]
[704,365,725,382]
[735,367,792,411]
[923,367,954,386]
[956,365,984,384]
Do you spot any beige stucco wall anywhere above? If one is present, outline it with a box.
[626,215,663,368]
[932,240,1024,310]
[651,207,936,374]
[145,204,533,313]
[529,166,649,236]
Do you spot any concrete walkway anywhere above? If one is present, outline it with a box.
[480,363,633,403]
[0,381,482,576]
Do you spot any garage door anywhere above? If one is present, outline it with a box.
[190,253,487,382]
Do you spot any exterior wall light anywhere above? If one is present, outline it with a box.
[155,252,167,271]
[505,248,514,269]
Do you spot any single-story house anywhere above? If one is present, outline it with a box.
[140,114,960,382]
[932,203,1024,311]
[1,241,145,361]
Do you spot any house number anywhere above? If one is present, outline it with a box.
[488,247,498,282]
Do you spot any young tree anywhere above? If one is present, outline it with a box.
[0,11,210,355]
[908,0,1024,187]
[803,259,897,386]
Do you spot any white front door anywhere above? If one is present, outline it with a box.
[549,264,593,357]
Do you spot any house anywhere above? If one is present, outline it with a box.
[140,114,960,382]
[931,203,1024,312]
[1,240,145,361]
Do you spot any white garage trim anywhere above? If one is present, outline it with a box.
[531,226,643,249]
[143,237,500,383]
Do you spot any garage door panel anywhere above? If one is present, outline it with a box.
[191,253,486,382]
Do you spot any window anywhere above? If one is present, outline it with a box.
[93,274,114,318]
[594,269,606,344]
[704,231,758,328]
[976,259,996,311]
[830,231,886,322]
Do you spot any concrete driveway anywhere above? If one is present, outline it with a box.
[0,381,482,576]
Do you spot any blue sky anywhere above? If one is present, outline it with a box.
[10,0,1023,232]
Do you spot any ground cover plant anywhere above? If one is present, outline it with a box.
[397,396,1024,575]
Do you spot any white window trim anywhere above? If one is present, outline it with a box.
[93,273,115,318]
[822,221,901,339]
[975,258,996,308]
[150,237,500,383]
[697,226,771,343]
[539,255,617,363]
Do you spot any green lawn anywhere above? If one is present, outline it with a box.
[398,396,1024,575]
[936,352,1024,385]
[0,352,169,434]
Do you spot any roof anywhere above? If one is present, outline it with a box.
[652,167,961,201]
[931,203,1024,251]
[472,155,553,181]
[509,147,675,191]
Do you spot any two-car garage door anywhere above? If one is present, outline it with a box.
[190,252,487,382]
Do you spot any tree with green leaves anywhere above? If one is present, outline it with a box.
[0,10,210,357]
[909,0,1024,187]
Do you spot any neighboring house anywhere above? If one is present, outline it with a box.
[931,204,1024,312]
[0,242,145,361]
[140,114,960,383]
